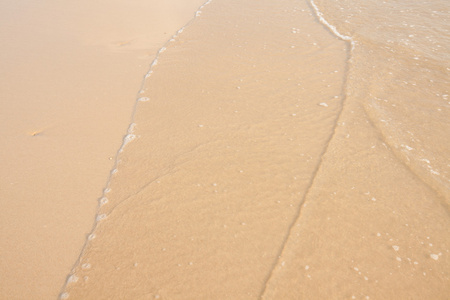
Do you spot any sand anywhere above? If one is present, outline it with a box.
[0,0,207,299]
[2,0,449,299]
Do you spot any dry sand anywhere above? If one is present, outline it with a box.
[0,0,207,299]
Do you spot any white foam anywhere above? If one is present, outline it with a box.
[119,124,138,153]
[430,253,440,260]
[96,214,107,221]
[138,97,150,102]
[128,122,137,133]
[145,70,153,78]
[310,0,355,49]
[400,144,413,151]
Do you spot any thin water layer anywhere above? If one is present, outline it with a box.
[313,0,450,200]
[61,0,348,298]
[62,0,449,298]
[262,0,450,299]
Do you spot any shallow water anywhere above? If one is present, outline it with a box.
[264,0,450,298]
[315,0,450,200]
[61,0,449,298]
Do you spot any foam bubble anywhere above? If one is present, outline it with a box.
[60,292,69,299]
[119,133,137,153]
[400,144,413,151]
[430,253,440,260]
[128,123,136,133]
[100,197,108,205]
[138,97,150,102]
[96,214,107,221]
[145,71,153,78]
[124,133,136,143]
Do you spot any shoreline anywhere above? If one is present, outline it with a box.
[59,1,215,296]
[1,0,448,298]
[62,0,449,298]
[61,0,350,298]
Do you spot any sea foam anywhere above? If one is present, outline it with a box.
[310,0,355,49]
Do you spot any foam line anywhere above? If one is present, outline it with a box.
[59,1,215,298]
[310,0,356,49]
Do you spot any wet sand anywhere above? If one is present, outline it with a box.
[61,0,449,299]
[2,0,448,298]
[0,0,207,299]
[62,0,348,297]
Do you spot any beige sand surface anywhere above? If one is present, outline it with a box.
[0,0,206,299]
[62,0,449,299]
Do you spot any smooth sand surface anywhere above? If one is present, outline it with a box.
[0,0,206,299]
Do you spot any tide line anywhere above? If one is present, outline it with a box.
[310,0,356,49]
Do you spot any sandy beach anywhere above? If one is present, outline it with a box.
[1,0,449,299]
